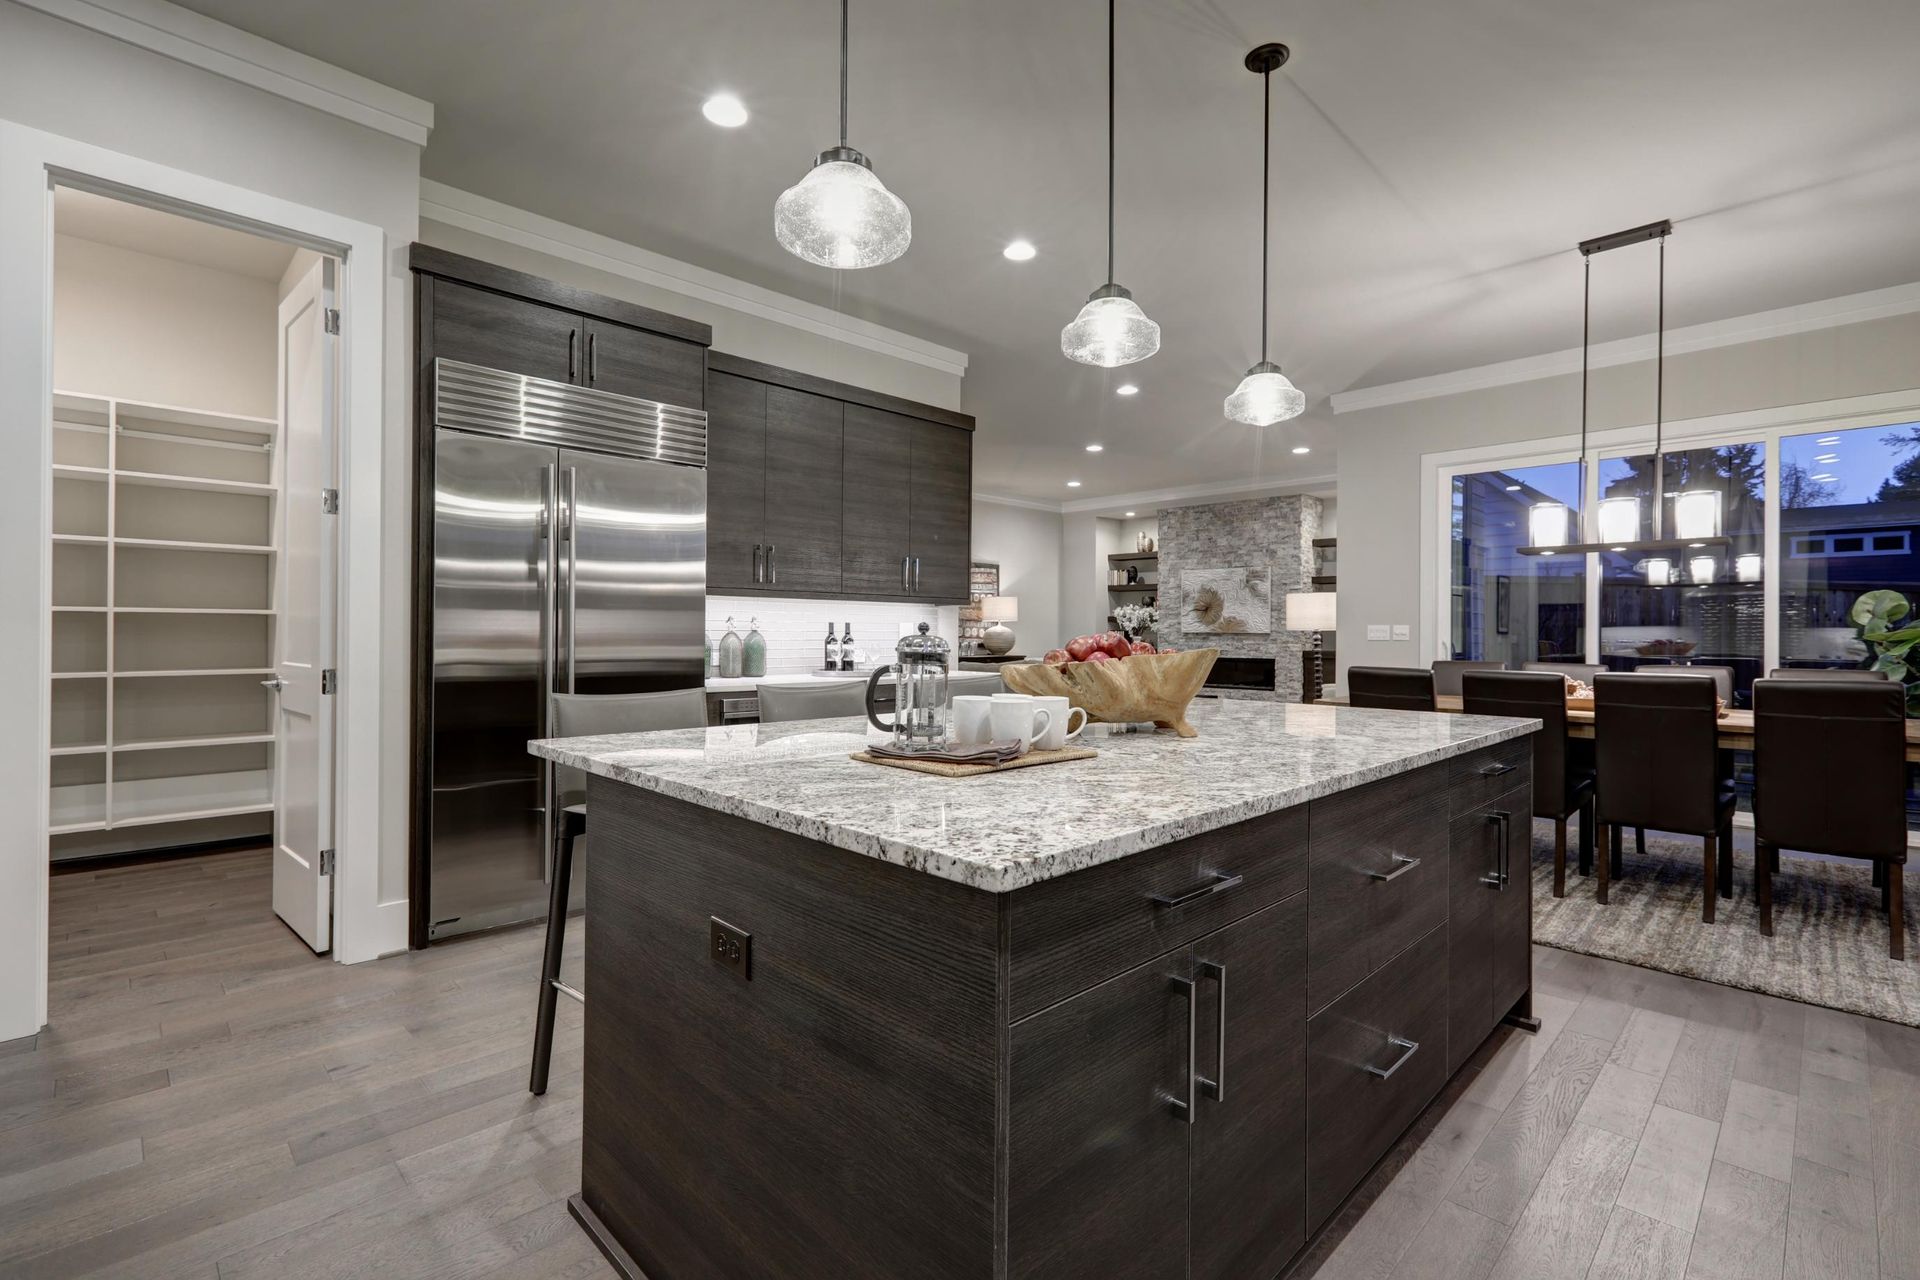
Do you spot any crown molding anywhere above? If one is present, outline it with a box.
[419,181,970,381]
[978,472,1338,517]
[972,492,1065,513]
[1330,280,1920,415]
[16,0,434,145]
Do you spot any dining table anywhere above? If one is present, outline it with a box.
[1324,693,1920,762]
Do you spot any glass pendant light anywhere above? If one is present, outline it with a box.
[1061,0,1160,367]
[774,0,911,269]
[1224,43,1306,425]
[1596,495,1640,544]
[1645,557,1674,586]
[1530,502,1571,550]
[1735,553,1763,583]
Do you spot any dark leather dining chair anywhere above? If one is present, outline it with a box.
[1463,671,1596,897]
[1766,668,1888,681]
[1752,679,1907,960]
[531,687,710,1095]
[1633,663,1735,703]
[1431,659,1505,697]
[1592,673,1736,921]
[1348,666,1438,712]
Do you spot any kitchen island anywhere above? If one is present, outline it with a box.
[529,700,1540,1280]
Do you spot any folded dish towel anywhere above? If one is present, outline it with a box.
[866,739,1025,765]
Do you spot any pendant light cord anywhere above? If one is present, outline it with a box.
[1260,64,1271,362]
[1580,250,1590,520]
[1106,0,1116,284]
[839,0,850,147]
[1652,231,1667,537]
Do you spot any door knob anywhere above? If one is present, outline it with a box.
[260,677,286,692]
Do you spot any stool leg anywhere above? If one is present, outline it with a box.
[1757,839,1773,937]
[1703,833,1718,925]
[1577,797,1595,880]
[530,816,580,1096]
[1553,817,1567,899]
[1890,864,1905,962]
[1596,824,1610,905]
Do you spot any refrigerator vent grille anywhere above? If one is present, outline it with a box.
[433,358,707,467]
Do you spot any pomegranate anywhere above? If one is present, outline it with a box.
[1042,648,1071,667]
[1098,630,1132,659]
[1084,649,1114,664]
[1128,640,1156,655]
[1065,634,1100,662]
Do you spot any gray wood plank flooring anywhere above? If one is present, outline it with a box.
[6,848,1919,1279]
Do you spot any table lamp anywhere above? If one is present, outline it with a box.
[979,596,1019,655]
[1285,591,1337,702]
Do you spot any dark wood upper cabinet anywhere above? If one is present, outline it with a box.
[427,278,580,385]
[909,420,972,600]
[583,316,704,409]
[705,371,768,594]
[842,405,914,595]
[761,387,844,594]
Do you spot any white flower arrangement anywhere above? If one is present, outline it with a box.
[1112,602,1158,639]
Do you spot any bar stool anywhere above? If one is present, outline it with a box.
[755,679,869,723]
[1463,671,1596,898]
[1752,678,1907,960]
[1431,659,1505,697]
[1592,673,1736,922]
[530,687,709,1096]
[1348,666,1438,712]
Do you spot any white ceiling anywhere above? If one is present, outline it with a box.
[174,0,1920,503]
[53,188,298,281]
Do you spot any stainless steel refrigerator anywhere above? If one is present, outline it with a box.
[428,359,706,939]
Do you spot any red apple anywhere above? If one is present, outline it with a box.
[1065,634,1099,662]
[1084,649,1114,664]
[1042,648,1071,667]
[1157,645,1178,654]
[1129,640,1156,655]
[1098,630,1132,659]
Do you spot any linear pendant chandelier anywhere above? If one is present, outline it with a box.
[774,0,911,269]
[1224,43,1306,426]
[1061,0,1160,367]
[1518,219,1728,561]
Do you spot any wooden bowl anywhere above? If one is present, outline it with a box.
[1002,649,1220,737]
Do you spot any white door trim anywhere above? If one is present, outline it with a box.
[0,120,390,1040]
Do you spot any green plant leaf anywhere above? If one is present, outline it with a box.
[1852,589,1911,629]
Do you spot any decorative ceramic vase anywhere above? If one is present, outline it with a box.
[719,616,744,679]
[744,618,766,678]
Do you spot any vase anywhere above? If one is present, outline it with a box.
[719,617,744,679]
[744,619,766,678]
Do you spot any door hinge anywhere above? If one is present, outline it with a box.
[323,308,341,335]
[321,488,339,514]
[321,668,337,695]
[318,848,335,876]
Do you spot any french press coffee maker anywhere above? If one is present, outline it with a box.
[865,622,950,752]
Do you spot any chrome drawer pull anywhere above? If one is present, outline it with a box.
[1168,975,1197,1124]
[1199,961,1226,1102]
[1368,854,1421,883]
[1149,871,1244,909]
[1365,1035,1421,1080]
[1478,761,1516,777]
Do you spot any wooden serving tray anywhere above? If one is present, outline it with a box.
[850,745,1098,777]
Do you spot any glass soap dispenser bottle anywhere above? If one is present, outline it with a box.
[718,615,744,679]
[744,617,766,678]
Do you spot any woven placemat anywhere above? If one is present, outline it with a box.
[850,745,1098,777]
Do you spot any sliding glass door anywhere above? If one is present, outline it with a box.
[1450,462,1585,666]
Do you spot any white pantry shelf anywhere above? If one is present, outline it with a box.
[113,537,275,555]
[114,470,275,497]
[114,668,274,679]
[114,732,273,753]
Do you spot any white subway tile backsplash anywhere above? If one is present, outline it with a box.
[707,596,958,675]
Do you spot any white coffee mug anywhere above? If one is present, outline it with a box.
[1031,696,1089,750]
[951,695,994,745]
[990,694,1052,755]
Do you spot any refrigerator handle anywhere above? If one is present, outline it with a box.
[539,462,559,880]
[563,466,579,692]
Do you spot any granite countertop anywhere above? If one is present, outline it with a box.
[528,700,1539,893]
[705,670,886,693]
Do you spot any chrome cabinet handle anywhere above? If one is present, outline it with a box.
[1487,810,1512,888]
[768,544,777,585]
[1150,871,1244,909]
[587,332,597,382]
[1478,761,1516,777]
[1199,961,1227,1102]
[753,543,763,584]
[1368,854,1422,883]
[901,556,909,592]
[913,556,921,592]
[567,329,577,380]
[1365,1035,1421,1080]
[1168,975,1196,1124]
[260,677,285,691]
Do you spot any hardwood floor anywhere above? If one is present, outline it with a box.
[6,847,1919,1279]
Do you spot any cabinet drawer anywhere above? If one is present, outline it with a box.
[1006,804,1308,1022]
[1306,764,1449,1015]
[1306,924,1449,1230]
[1449,738,1531,816]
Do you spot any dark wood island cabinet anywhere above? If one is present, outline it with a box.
[530,702,1540,1280]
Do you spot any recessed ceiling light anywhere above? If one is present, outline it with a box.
[1125,511,1136,517]
[1003,239,1037,262]
[1505,484,1522,491]
[1115,384,1139,397]
[1815,453,1838,463]
[1817,436,1841,445]
[1066,480,1082,488]
[701,93,749,127]
[1085,443,1104,453]
[1291,446,1310,455]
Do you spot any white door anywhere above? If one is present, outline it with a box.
[270,257,338,952]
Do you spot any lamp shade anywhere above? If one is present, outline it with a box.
[1061,287,1160,367]
[1596,495,1640,544]
[1672,490,1722,541]
[774,155,911,269]
[979,596,1018,623]
[1528,501,1570,550]
[1224,362,1307,426]
[1285,591,1336,631]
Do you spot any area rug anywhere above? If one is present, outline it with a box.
[1528,823,1920,1027]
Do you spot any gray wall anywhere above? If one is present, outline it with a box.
[1335,310,1920,676]
[970,499,1064,655]
[1158,495,1322,701]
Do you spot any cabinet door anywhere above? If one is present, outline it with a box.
[704,371,766,592]
[1488,792,1533,1020]
[761,387,843,594]
[909,421,972,601]
[1009,953,1192,1280]
[1445,804,1500,1075]
[1190,895,1308,1280]
[583,317,705,409]
[429,278,579,383]
[841,405,914,596]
